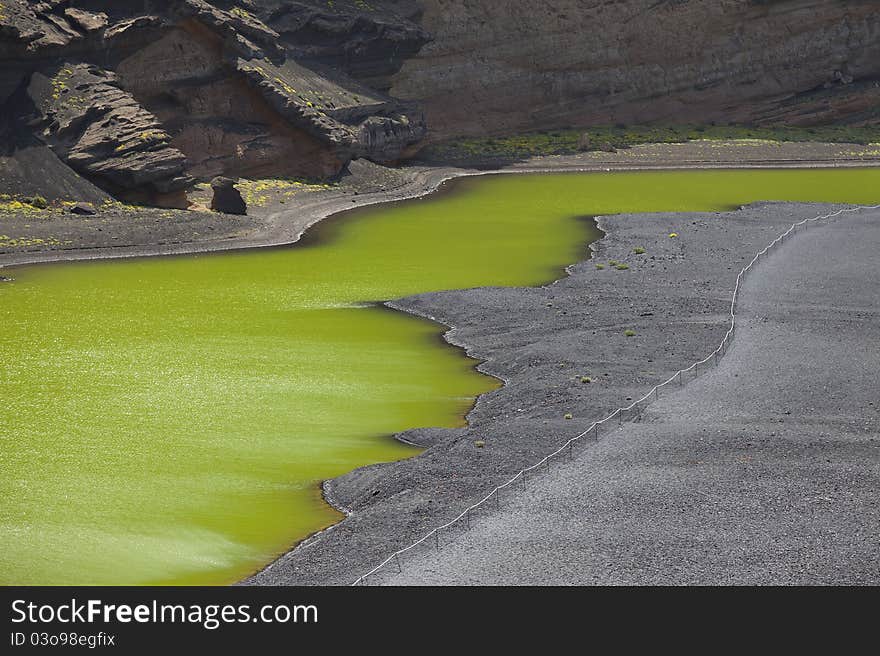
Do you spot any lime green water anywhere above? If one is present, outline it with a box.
[2,168,879,585]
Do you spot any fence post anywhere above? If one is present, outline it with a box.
[678,370,683,386]
[395,554,402,573]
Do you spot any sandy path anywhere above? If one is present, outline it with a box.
[378,209,880,585]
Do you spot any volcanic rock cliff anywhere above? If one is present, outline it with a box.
[0,0,427,204]
[390,0,880,140]
[1,0,878,206]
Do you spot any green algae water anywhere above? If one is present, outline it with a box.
[2,167,880,585]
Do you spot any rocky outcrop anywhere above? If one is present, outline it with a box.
[389,0,880,140]
[2,1,879,206]
[254,0,430,92]
[25,64,190,202]
[0,0,427,204]
[210,175,246,214]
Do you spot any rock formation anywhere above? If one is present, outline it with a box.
[389,0,880,140]
[0,0,427,204]
[1,1,879,206]
[210,175,246,214]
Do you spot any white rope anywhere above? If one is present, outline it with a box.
[351,203,880,585]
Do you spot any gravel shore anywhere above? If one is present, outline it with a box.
[2,144,877,587]
[379,208,880,585]
[246,200,869,585]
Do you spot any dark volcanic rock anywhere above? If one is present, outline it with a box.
[68,201,97,215]
[254,1,430,92]
[2,0,878,203]
[0,0,430,202]
[24,64,190,199]
[210,176,247,215]
[390,0,880,140]
[63,9,108,34]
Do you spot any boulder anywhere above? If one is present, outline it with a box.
[69,202,97,215]
[63,9,109,34]
[210,177,247,215]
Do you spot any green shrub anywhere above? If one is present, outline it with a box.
[28,196,48,209]
[624,329,636,337]
[595,263,605,270]
[581,376,591,384]
[615,263,630,270]
[633,247,646,255]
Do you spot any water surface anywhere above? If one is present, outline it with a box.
[2,168,879,585]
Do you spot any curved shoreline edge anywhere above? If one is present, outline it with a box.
[2,156,879,587]
[2,148,878,270]
[350,203,880,585]
[246,196,880,585]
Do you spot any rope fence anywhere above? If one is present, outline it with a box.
[352,203,880,585]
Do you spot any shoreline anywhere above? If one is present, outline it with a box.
[2,146,879,586]
[247,197,869,585]
[2,139,879,270]
[379,206,880,585]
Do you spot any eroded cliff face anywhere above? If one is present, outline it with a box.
[390,0,880,140]
[2,1,878,206]
[0,0,427,204]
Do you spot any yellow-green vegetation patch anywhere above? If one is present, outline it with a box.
[0,235,71,249]
[423,125,880,162]
[50,67,75,101]
[238,178,335,207]
[0,195,52,215]
[230,6,253,20]
[100,198,141,213]
[845,143,880,157]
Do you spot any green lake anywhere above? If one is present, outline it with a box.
[2,168,879,585]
